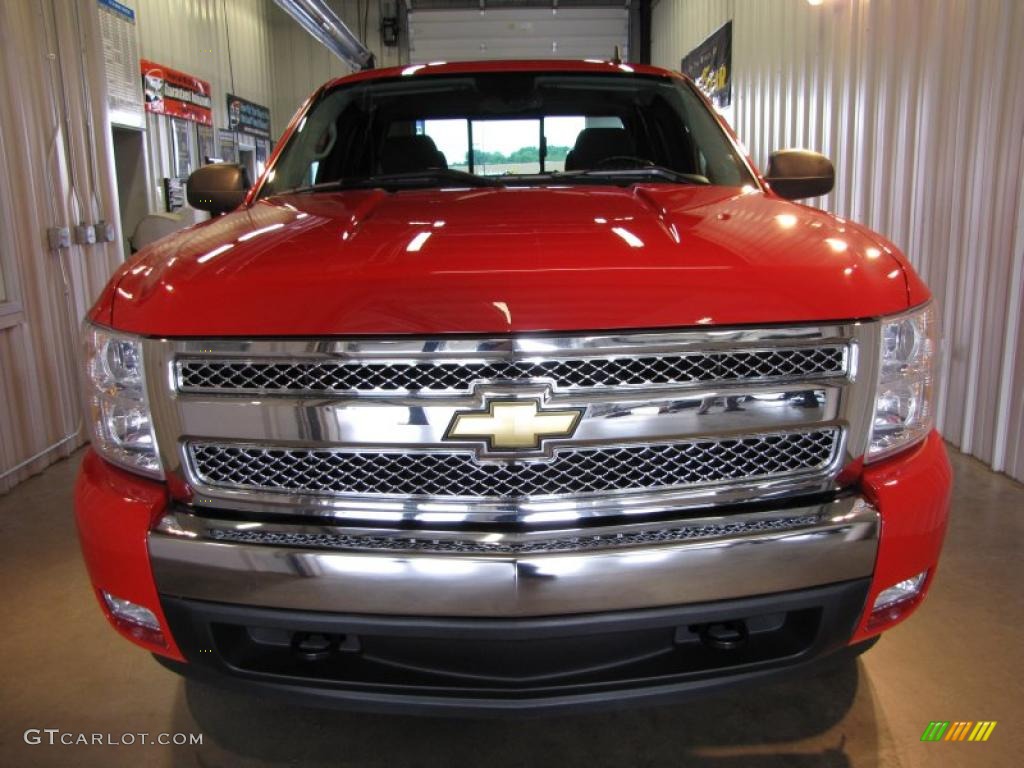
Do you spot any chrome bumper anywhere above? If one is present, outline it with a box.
[149,496,879,617]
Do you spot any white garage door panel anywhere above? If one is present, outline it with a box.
[409,8,629,63]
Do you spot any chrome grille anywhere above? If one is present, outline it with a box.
[188,429,840,500]
[177,345,847,394]
[150,324,874,524]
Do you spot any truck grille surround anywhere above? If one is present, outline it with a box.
[144,325,875,529]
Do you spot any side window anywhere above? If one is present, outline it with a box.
[674,88,745,185]
[544,117,622,171]
[542,117,584,172]
[419,119,469,171]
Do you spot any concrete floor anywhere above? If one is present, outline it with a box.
[0,447,1020,768]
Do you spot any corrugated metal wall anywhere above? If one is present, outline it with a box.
[0,0,400,494]
[130,0,278,215]
[268,1,403,135]
[652,0,1024,482]
[0,0,126,493]
[132,0,276,131]
[131,0,403,141]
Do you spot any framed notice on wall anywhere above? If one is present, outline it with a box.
[171,118,195,178]
[217,130,238,164]
[97,0,144,128]
[197,124,217,165]
[681,21,733,109]
[163,177,185,213]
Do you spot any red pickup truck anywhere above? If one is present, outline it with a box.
[76,60,949,714]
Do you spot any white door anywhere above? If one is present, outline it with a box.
[408,7,629,63]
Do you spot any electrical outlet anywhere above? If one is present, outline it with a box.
[74,224,97,245]
[47,226,71,250]
[93,221,117,243]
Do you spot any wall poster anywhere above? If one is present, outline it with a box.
[681,21,732,109]
[227,94,271,140]
[141,58,213,125]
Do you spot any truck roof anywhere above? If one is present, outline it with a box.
[324,59,684,90]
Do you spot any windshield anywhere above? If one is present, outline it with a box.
[260,72,756,196]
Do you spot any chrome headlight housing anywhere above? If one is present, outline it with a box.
[867,302,938,461]
[82,323,163,478]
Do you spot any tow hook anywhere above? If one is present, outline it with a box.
[697,620,749,650]
[291,632,337,662]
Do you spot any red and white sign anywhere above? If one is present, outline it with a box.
[141,58,212,125]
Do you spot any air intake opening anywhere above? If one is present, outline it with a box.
[205,608,820,691]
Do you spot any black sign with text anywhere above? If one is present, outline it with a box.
[227,94,271,139]
[681,21,732,108]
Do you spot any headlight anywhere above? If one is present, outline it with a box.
[82,323,163,478]
[867,302,937,461]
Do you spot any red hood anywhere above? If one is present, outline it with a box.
[100,185,920,336]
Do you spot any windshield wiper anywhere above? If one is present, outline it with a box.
[279,168,501,195]
[558,166,710,185]
[353,169,503,189]
[272,166,704,196]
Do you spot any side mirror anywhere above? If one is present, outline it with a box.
[765,149,834,200]
[186,163,250,215]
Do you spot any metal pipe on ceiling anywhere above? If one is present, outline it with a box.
[273,0,375,70]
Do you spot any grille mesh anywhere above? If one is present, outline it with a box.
[188,430,839,500]
[177,346,846,394]
[207,515,821,554]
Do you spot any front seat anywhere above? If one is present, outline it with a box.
[379,135,448,174]
[564,128,636,171]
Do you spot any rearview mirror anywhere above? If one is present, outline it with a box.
[186,163,250,215]
[765,149,834,200]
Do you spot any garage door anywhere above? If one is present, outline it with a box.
[408,7,629,63]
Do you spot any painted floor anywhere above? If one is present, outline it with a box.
[0,446,1020,767]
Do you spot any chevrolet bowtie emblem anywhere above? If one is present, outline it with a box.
[445,398,584,452]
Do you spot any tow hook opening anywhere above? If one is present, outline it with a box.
[290,632,360,662]
[695,620,750,651]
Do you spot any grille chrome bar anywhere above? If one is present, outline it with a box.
[204,515,821,554]
[177,345,848,395]
[162,506,827,555]
[187,429,840,501]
